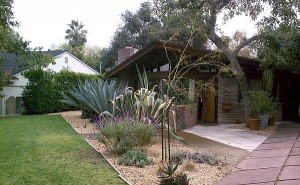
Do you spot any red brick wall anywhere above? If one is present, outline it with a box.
[169,104,198,130]
[117,47,136,64]
[217,78,245,124]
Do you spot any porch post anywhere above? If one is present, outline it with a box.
[189,79,195,102]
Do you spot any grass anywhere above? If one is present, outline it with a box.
[0,115,125,185]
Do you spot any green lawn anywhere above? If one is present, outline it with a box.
[0,115,125,185]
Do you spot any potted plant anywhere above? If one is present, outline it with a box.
[241,91,263,130]
[242,91,278,129]
[268,100,278,126]
[259,92,277,127]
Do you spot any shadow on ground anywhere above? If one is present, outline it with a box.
[177,131,249,165]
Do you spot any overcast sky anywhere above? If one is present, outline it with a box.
[13,0,257,50]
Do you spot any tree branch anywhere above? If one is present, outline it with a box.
[208,8,226,50]
[233,35,260,55]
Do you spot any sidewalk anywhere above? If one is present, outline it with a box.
[216,121,300,185]
[184,124,267,151]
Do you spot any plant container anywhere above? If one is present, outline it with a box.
[260,115,269,127]
[268,115,276,126]
[248,117,260,130]
[222,103,233,110]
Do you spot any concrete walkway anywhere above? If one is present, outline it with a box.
[184,124,267,151]
[216,121,300,185]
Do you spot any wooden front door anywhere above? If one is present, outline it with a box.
[202,80,216,123]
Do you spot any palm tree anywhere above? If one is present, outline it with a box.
[65,20,87,48]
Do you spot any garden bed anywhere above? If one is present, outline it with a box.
[62,111,241,185]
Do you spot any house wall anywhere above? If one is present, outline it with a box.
[0,73,28,115]
[47,52,98,74]
[9,73,29,87]
[3,87,24,100]
[217,78,245,124]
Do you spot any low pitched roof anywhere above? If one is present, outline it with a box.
[107,41,260,78]
[1,50,65,75]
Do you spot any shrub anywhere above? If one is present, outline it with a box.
[159,162,189,185]
[241,90,277,118]
[61,79,119,117]
[102,68,186,144]
[159,173,189,185]
[22,68,100,114]
[97,121,155,155]
[55,70,100,111]
[170,151,186,164]
[184,153,221,165]
[118,150,152,168]
[22,68,58,114]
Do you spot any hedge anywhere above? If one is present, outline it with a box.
[22,68,102,114]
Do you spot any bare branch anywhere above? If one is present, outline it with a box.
[233,35,259,55]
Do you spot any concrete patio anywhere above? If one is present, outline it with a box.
[183,124,268,151]
[215,121,300,185]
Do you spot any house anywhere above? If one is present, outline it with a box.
[107,41,291,129]
[0,50,99,116]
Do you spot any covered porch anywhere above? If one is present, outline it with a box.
[108,41,261,128]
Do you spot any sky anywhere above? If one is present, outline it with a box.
[13,0,257,50]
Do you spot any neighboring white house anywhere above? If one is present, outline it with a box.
[0,50,99,116]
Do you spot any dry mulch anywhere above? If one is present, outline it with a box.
[237,123,278,136]
[61,111,248,185]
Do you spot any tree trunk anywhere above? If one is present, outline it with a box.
[223,50,251,123]
[224,50,249,98]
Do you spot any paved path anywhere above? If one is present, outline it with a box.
[216,121,300,185]
[184,124,267,151]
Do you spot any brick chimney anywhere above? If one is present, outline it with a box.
[117,45,138,64]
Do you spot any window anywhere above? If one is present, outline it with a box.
[65,57,68,64]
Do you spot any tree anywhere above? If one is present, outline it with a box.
[84,46,104,71]
[100,1,207,72]
[0,0,29,91]
[65,20,87,48]
[100,2,161,71]
[153,0,300,97]
[0,0,17,28]
[221,30,256,58]
[257,26,300,72]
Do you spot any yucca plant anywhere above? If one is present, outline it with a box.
[101,68,185,144]
[61,79,119,116]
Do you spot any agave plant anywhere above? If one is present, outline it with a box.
[61,79,119,115]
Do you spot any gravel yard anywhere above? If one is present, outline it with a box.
[61,111,249,185]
